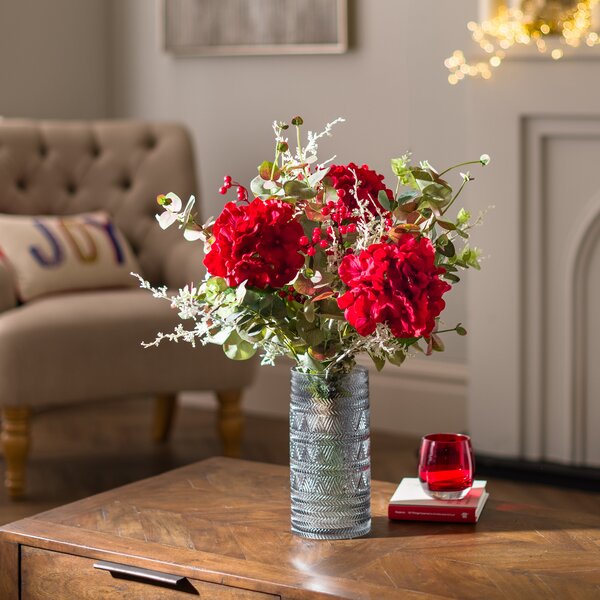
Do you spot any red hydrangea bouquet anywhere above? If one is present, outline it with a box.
[139,117,487,376]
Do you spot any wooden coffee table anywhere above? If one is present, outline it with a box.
[1,457,599,599]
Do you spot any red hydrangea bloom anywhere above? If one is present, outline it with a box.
[327,163,393,220]
[337,234,451,338]
[204,198,305,288]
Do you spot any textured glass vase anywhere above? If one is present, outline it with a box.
[289,366,371,539]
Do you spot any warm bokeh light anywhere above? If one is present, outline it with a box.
[445,0,600,83]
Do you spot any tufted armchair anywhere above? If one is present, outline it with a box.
[0,119,257,499]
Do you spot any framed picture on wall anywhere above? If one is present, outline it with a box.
[164,0,348,56]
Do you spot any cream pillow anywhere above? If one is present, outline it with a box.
[0,212,141,302]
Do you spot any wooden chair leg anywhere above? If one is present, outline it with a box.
[1,407,31,499]
[152,394,178,444]
[215,390,244,458]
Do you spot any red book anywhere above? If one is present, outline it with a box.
[388,478,488,523]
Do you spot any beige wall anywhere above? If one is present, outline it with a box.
[110,0,479,363]
[0,1,486,435]
[0,0,110,119]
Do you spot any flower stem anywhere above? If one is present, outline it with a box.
[440,178,469,217]
[438,160,482,177]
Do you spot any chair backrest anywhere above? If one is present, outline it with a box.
[0,119,198,284]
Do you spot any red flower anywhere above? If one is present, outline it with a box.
[326,163,393,221]
[337,234,451,338]
[204,199,305,288]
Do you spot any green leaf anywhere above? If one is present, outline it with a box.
[246,322,265,336]
[250,174,271,199]
[442,272,461,283]
[303,328,324,348]
[303,301,316,323]
[456,324,467,336]
[388,350,406,367]
[368,352,385,372]
[437,236,456,258]
[397,190,419,204]
[438,220,456,231]
[456,208,471,226]
[258,160,280,181]
[293,275,316,296]
[205,277,228,293]
[431,333,445,352]
[283,179,317,200]
[458,245,482,270]
[421,182,452,203]
[378,189,392,211]
[223,331,256,360]
[391,155,417,187]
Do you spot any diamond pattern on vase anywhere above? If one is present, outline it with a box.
[289,367,371,540]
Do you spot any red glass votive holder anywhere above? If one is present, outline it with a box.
[418,433,474,500]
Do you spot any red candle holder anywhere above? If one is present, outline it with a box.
[418,433,474,500]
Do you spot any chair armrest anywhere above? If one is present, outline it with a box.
[162,239,207,289]
[0,260,17,313]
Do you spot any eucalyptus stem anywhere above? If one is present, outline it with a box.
[440,178,469,217]
[438,159,482,177]
[270,147,280,180]
[433,326,460,335]
[296,125,303,163]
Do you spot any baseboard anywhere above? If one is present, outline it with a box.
[181,358,468,437]
[475,454,600,492]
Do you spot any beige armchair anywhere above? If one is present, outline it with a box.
[0,119,257,498]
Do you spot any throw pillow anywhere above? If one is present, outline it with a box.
[0,212,141,302]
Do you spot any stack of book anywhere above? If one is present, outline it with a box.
[388,478,489,523]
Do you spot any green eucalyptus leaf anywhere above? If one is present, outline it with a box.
[258,160,280,181]
[223,331,257,360]
[459,245,482,270]
[246,322,265,336]
[438,238,456,258]
[378,189,392,211]
[391,156,417,187]
[456,208,471,226]
[303,301,316,323]
[397,190,420,204]
[293,275,316,296]
[205,277,228,293]
[431,333,445,352]
[368,352,385,372]
[283,179,317,200]
[303,328,325,348]
[438,220,456,231]
[443,272,461,283]
[250,174,271,198]
[388,350,406,367]
[456,324,468,336]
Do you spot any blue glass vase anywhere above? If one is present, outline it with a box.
[289,366,371,539]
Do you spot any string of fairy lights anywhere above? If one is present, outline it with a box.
[445,0,600,84]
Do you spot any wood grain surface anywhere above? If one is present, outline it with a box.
[0,539,19,600]
[21,545,276,599]
[1,400,598,527]
[2,457,600,599]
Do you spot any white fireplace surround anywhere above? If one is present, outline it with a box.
[468,60,600,467]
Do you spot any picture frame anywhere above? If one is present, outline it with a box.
[164,0,348,57]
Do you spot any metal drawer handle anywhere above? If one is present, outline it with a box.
[93,560,185,587]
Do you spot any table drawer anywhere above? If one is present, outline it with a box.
[21,546,278,599]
